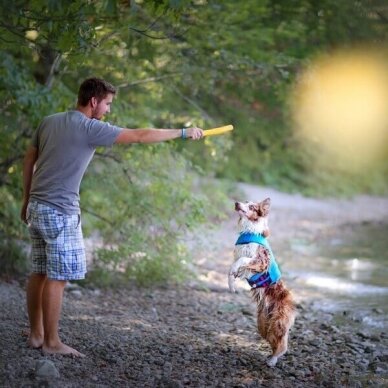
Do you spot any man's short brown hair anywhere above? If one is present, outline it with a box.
[77,78,116,106]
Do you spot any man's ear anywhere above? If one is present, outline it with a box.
[90,97,98,108]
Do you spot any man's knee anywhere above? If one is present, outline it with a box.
[45,279,67,288]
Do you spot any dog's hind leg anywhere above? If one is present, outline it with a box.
[257,309,268,339]
[266,333,288,367]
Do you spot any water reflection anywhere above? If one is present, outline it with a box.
[298,273,388,295]
[283,222,388,332]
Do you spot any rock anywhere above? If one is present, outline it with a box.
[241,308,254,316]
[377,354,388,362]
[35,359,60,378]
[368,360,387,373]
[330,325,341,333]
[163,362,172,376]
[343,334,356,343]
[154,357,164,366]
[239,357,249,366]
[309,339,321,347]
[372,308,383,314]
[65,282,80,290]
[157,377,183,388]
[69,290,83,298]
[142,366,151,376]
[347,343,363,353]
[356,332,370,340]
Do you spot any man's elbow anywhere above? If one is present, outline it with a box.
[24,146,38,164]
[115,129,145,144]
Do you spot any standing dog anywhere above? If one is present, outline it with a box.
[228,198,296,367]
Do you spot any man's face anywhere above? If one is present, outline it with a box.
[91,93,114,120]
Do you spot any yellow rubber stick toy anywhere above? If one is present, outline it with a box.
[203,125,234,137]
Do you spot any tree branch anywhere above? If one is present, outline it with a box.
[128,14,189,41]
[80,207,116,226]
[376,11,388,24]
[117,73,183,89]
[45,52,62,89]
[95,151,123,163]
[170,86,212,121]
[128,26,171,40]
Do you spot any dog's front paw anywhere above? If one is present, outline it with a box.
[228,273,237,293]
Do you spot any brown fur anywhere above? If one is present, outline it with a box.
[252,281,295,361]
[246,245,270,272]
[230,198,296,366]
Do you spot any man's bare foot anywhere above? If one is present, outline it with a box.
[28,335,44,349]
[42,342,85,358]
[24,330,44,349]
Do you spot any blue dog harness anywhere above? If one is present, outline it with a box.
[235,233,281,288]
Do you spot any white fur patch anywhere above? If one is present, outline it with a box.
[266,356,278,367]
[228,256,257,292]
[229,200,270,292]
[238,216,268,235]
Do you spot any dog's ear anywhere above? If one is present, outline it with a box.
[259,197,271,216]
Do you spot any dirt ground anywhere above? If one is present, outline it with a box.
[1,183,388,387]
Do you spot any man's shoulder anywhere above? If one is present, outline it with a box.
[40,111,67,125]
[44,111,78,121]
[41,111,89,128]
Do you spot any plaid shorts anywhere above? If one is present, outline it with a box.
[26,201,87,280]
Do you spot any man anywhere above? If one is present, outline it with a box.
[21,78,203,357]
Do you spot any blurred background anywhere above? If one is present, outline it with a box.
[1,0,387,285]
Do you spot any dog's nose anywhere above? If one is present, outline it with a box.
[235,202,240,210]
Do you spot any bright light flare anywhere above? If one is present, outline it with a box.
[290,48,388,168]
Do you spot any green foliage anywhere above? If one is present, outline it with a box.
[85,240,190,288]
[288,140,388,197]
[79,143,229,286]
[1,0,387,283]
[0,187,29,276]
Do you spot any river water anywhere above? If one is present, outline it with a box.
[283,222,388,333]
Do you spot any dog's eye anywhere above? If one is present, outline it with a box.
[249,205,255,210]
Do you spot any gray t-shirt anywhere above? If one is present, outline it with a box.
[29,110,122,214]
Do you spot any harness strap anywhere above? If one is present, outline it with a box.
[235,232,281,287]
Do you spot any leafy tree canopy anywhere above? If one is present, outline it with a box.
[1,0,387,281]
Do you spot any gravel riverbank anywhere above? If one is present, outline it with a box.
[1,184,388,387]
[1,281,387,387]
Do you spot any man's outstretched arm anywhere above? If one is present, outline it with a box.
[21,145,38,223]
[114,127,203,144]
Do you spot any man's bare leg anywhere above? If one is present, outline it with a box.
[26,273,46,348]
[41,279,84,357]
